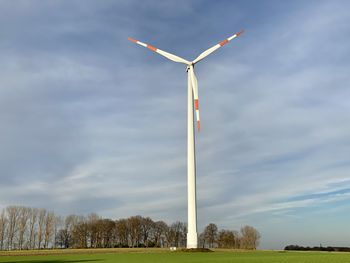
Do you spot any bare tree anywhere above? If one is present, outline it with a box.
[28,208,38,249]
[141,217,154,247]
[37,209,47,249]
[6,206,20,250]
[217,229,237,248]
[240,225,260,250]
[57,214,78,248]
[99,219,116,248]
[0,210,7,250]
[18,207,30,250]
[164,224,175,247]
[198,232,206,248]
[44,211,55,248]
[176,222,187,248]
[53,215,63,249]
[234,230,241,249]
[87,213,100,248]
[153,221,167,248]
[166,221,186,247]
[203,223,218,248]
[128,216,142,247]
[72,216,88,248]
[115,218,129,247]
[241,226,260,249]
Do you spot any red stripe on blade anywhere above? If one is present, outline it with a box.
[197,121,201,132]
[147,45,157,52]
[128,37,138,43]
[194,100,199,110]
[219,39,228,46]
[236,30,244,37]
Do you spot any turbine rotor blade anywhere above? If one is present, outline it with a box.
[192,30,244,64]
[128,37,190,65]
[189,66,200,132]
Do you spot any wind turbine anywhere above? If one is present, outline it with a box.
[128,30,243,248]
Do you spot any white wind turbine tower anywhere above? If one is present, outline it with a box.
[128,30,243,248]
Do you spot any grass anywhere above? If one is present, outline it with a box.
[1,249,350,263]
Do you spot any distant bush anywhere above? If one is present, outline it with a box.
[285,245,350,252]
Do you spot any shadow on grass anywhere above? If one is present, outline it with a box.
[1,260,103,263]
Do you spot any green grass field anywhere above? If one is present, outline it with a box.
[1,249,350,263]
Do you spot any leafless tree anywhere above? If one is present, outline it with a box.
[153,221,167,248]
[234,230,241,248]
[18,207,30,249]
[6,206,20,250]
[57,214,78,248]
[198,231,206,248]
[72,216,88,248]
[87,213,100,248]
[44,211,55,248]
[165,221,186,247]
[240,225,260,250]
[217,229,237,248]
[203,223,218,248]
[56,229,69,248]
[128,216,142,247]
[99,219,116,248]
[28,208,38,249]
[53,215,63,249]
[164,224,175,247]
[0,210,7,250]
[141,217,154,247]
[37,208,47,249]
[115,218,129,247]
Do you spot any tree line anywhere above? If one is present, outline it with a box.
[285,245,350,252]
[199,223,260,249]
[0,206,260,250]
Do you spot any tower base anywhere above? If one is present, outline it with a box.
[186,232,198,248]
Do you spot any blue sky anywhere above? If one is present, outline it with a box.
[0,0,350,249]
